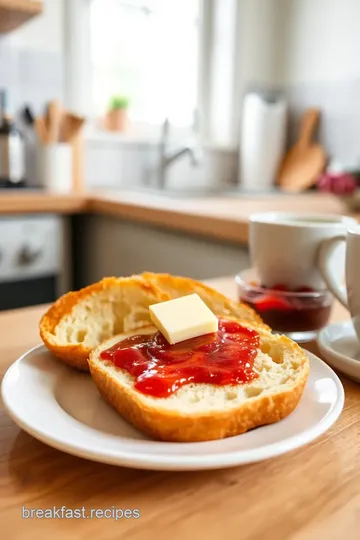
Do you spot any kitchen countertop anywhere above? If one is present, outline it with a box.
[0,189,355,243]
[1,277,359,540]
[0,191,88,215]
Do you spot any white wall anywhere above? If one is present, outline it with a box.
[279,0,360,85]
[10,0,64,55]
[236,0,360,89]
[237,0,284,88]
[233,0,360,164]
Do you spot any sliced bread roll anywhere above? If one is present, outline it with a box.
[39,273,264,372]
[39,276,169,371]
[140,272,266,327]
[88,320,309,442]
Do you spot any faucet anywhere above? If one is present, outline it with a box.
[157,112,203,189]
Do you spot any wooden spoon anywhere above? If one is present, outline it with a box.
[60,111,86,192]
[278,108,326,192]
[34,116,49,145]
[60,113,85,143]
[46,100,62,143]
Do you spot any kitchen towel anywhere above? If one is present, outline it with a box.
[239,92,287,191]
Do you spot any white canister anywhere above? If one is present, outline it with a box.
[239,92,287,191]
[37,143,72,192]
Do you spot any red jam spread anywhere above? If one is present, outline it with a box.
[100,319,260,398]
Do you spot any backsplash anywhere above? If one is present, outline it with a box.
[86,78,360,189]
[0,37,63,116]
[85,140,238,190]
[0,35,238,191]
[285,79,360,168]
[0,37,63,187]
[1,33,359,189]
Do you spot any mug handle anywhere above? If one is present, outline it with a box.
[317,235,348,309]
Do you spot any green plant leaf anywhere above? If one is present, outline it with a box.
[108,95,130,110]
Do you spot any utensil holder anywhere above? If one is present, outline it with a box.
[37,143,72,192]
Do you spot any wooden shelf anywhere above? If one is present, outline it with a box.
[0,0,43,33]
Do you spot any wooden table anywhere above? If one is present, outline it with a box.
[1,279,359,540]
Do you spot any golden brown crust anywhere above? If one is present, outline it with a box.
[39,276,168,372]
[140,272,268,329]
[88,328,310,443]
[39,272,268,373]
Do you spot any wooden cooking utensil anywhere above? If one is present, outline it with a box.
[278,108,326,192]
[34,116,49,145]
[71,130,85,192]
[60,111,86,192]
[60,113,85,143]
[46,100,62,143]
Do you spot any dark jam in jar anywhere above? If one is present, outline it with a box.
[100,319,260,398]
[239,284,332,333]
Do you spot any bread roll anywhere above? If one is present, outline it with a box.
[39,273,264,372]
[88,320,309,442]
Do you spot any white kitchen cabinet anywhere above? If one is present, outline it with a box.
[75,215,250,287]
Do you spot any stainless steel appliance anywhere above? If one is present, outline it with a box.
[0,89,26,186]
[0,214,70,310]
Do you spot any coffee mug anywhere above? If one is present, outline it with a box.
[318,224,360,340]
[249,212,358,290]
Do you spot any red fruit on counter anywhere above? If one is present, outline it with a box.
[317,172,357,195]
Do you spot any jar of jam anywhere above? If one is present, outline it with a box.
[236,269,333,343]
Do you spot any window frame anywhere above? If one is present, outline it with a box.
[63,0,239,148]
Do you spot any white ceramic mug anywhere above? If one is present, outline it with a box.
[249,212,358,290]
[318,225,360,341]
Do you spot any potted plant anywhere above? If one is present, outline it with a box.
[105,95,130,132]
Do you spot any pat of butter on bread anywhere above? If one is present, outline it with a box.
[149,293,218,344]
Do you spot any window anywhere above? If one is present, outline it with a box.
[64,0,239,146]
[90,0,200,128]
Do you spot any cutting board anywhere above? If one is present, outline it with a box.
[278,108,326,192]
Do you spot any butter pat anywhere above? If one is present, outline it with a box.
[149,293,218,345]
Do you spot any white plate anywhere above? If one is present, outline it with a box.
[1,345,344,471]
[318,320,360,383]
